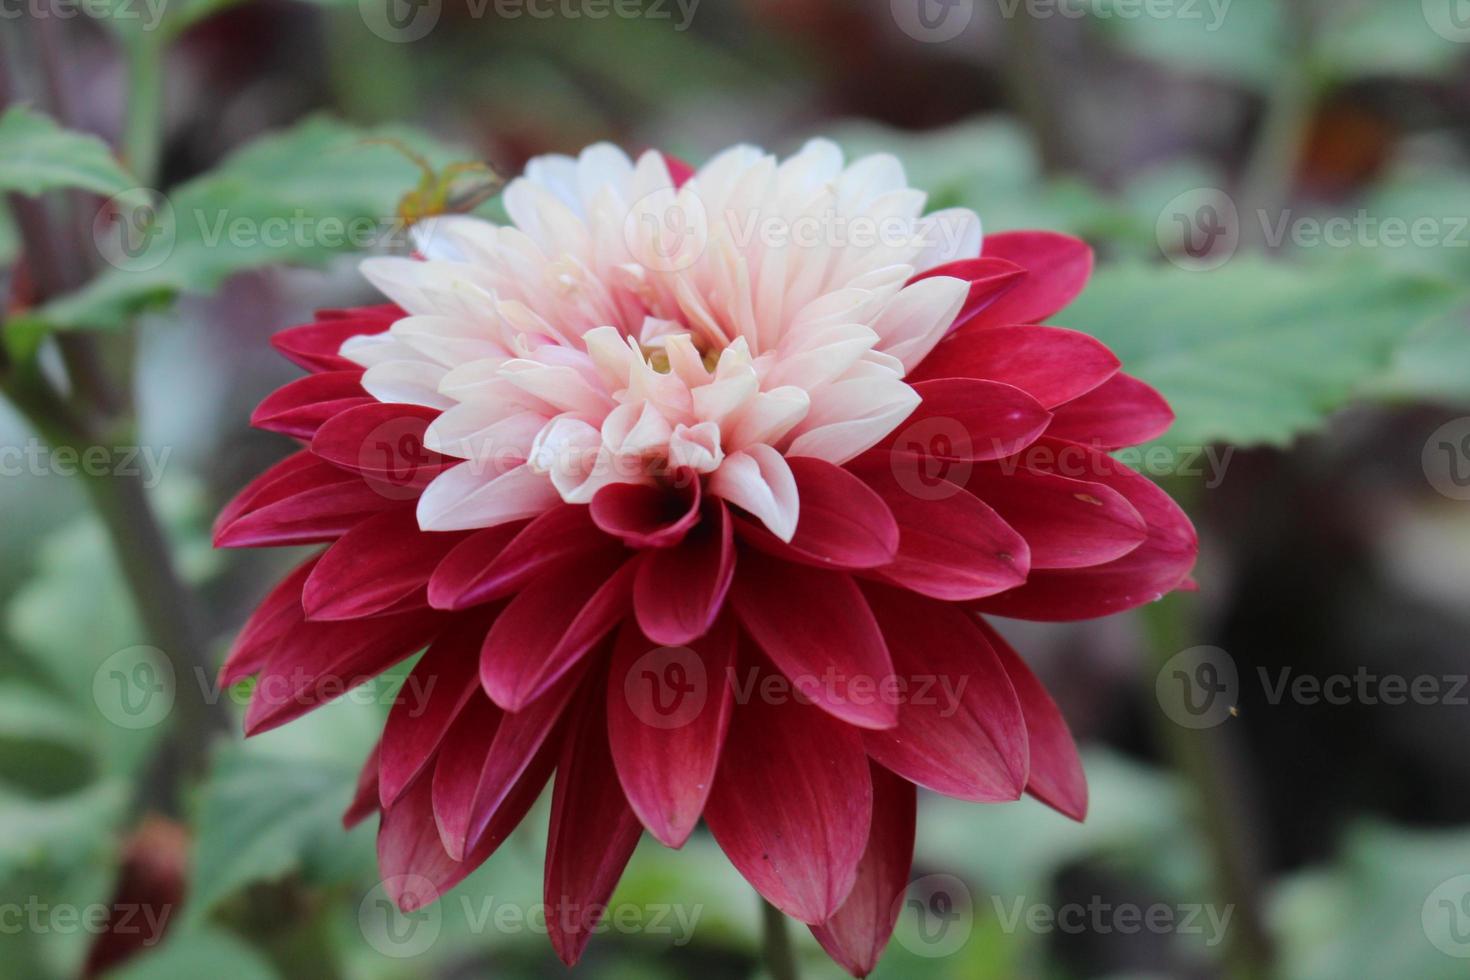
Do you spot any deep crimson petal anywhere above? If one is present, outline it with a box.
[379,615,492,807]
[734,458,898,570]
[730,551,897,730]
[243,609,444,735]
[910,324,1121,408]
[343,741,381,829]
[214,454,399,548]
[908,256,1026,329]
[978,619,1088,820]
[271,305,398,373]
[705,668,872,925]
[856,462,1030,601]
[310,402,450,487]
[607,616,736,848]
[591,478,700,549]
[433,504,603,608]
[302,509,465,620]
[480,551,632,711]
[963,460,1147,570]
[431,693,504,854]
[250,371,372,439]
[810,763,916,978]
[972,231,1093,326]
[975,438,1198,621]
[1044,373,1174,450]
[545,673,644,966]
[859,585,1028,801]
[219,556,318,686]
[633,499,735,646]
[878,378,1051,462]
[662,152,696,188]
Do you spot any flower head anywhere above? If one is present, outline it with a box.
[219,140,1196,975]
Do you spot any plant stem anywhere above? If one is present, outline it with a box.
[759,899,799,980]
[122,34,165,186]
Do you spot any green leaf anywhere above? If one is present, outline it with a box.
[0,105,135,199]
[0,780,129,879]
[1087,0,1286,89]
[1062,258,1467,450]
[35,116,473,330]
[107,926,281,980]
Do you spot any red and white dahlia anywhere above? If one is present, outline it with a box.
[217,140,1196,975]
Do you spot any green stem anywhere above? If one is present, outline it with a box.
[123,34,165,186]
[759,899,799,980]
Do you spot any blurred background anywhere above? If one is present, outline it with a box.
[2,0,1470,977]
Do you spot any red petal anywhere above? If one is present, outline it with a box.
[607,616,736,848]
[302,509,464,620]
[214,454,399,548]
[1045,373,1174,450]
[662,152,696,188]
[978,619,1088,820]
[705,667,872,925]
[973,231,1093,326]
[591,477,700,549]
[810,763,916,977]
[272,306,398,373]
[480,551,632,710]
[430,504,601,608]
[859,585,1028,801]
[735,457,898,570]
[910,324,1120,408]
[310,402,450,488]
[425,522,525,610]
[878,378,1051,462]
[430,693,503,854]
[633,499,735,646]
[379,614,492,807]
[343,741,381,829]
[963,460,1147,570]
[219,556,319,686]
[730,551,897,730]
[250,371,371,439]
[975,438,1198,620]
[909,256,1026,328]
[545,673,644,966]
[855,462,1030,601]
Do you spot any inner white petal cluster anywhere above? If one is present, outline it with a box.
[343,139,980,541]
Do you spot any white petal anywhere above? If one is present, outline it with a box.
[417,461,559,531]
[870,276,968,373]
[709,444,799,542]
[668,421,724,473]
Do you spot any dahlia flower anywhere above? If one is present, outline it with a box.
[217,140,1196,975]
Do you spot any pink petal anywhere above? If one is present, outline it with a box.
[545,675,644,966]
[810,763,916,978]
[607,616,736,848]
[859,585,1028,801]
[1045,373,1174,450]
[735,457,898,570]
[705,667,872,925]
[591,477,701,549]
[251,371,372,439]
[878,378,1051,462]
[633,499,736,646]
[973,231,1093,326]
[730,551,897,730]
[910,324,1121,408]
[978,618,1088,820]
[302,509,465,620]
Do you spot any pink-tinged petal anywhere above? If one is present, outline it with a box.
[910,324,1121,408]
[859,585,1028,802]
[591,477,700,549]
[251,371,372,439]
[877,379,1051,462]
[302,509,465,621]
[908,256,1026,329]
[311,402,450,487]
[425,522,526,610]
[662,152,696,188]
[978,619,1088,821]
[481,551,632,711]
[607,616,736,848]
[379,614,493,808]
[705,667,872,925]
[271,305,398,373]
[708,444,800,542]
[735,457,899,570]
[1045,373,1174,450]
[810,763,916,977]
[545,674,644,966]
[343,741,381,829]
[244,609,444,736]
[416,461,561,532]
[855,462,1030,601]
[219,556,318,686]
[214,454,397,548]
[975,438,1198,621]
[379,740,555,912]
[633,500,735,646]
[973,231,1093,326]
[963,460,1147,570]
[730,551,897,730]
